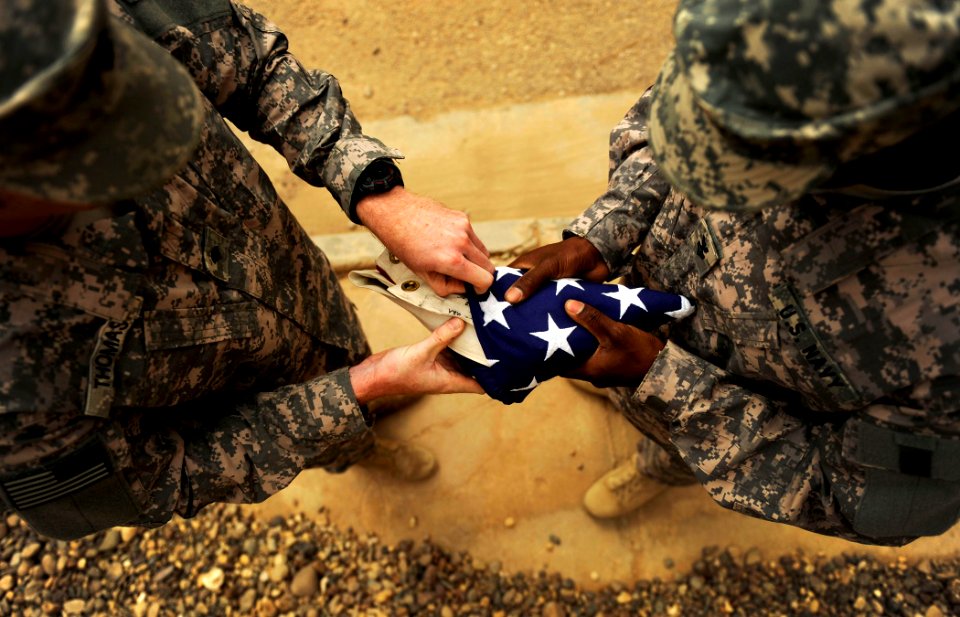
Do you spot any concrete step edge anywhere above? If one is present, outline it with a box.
[312,216,572,274]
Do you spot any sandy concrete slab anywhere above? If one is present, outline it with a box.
[311,216,572,273]
[244,90,960,586]
[250,280,960,586]
[239,91,641,238]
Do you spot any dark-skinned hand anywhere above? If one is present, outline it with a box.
[504,236,610,304]
[562,299,665,388]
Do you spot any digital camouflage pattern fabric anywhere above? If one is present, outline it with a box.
[0,0,403,539]
[0,0,204,205]
[461,267,693,404]
[648,0,960,210]
[567,85,960,545]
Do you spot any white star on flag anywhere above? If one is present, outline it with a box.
[603,284,647,318]
[666,295,695,319]
[510,377,539,392]
[554,278,584,294]
[495,266,523,280]
[530,314,577,360]
[479,293,512,328]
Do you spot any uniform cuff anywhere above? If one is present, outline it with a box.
[320,136,404,222]
[299,367,371,441]
[564,194,647,276]
[633,341,720,424]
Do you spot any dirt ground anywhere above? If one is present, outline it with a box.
[244,0,677,121]
[238,0,960,587]
[240,0,680,237]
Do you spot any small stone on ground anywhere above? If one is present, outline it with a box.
[0,504,956,616]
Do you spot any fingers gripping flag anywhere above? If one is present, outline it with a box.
[460,266,695,404]
[348,252,695,405]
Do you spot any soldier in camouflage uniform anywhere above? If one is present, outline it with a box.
[507,0,960,544]
[0,0,494,540]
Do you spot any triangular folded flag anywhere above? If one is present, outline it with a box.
[460,265,694,403]
[349,250,694,404]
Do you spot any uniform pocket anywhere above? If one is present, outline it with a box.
[696,307,779,378]
[143,302,260,350]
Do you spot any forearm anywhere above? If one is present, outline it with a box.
[0,369,370,532]
[154,368,369,520]
[635,342,930,545]
[153,0,401,215]
[565,89,672,276]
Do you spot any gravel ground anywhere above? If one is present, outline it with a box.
[0,503,957,617]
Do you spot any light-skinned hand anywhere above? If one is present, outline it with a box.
[349,318,484,407]
[357,187,495,296]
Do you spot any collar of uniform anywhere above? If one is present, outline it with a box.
[58,202,150,270]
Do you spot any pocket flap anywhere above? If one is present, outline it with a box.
[143,302,260,350]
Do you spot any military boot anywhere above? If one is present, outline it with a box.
[583,453,668,519]
[358,437,437,481]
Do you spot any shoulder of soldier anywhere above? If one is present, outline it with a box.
[108,0,234,38]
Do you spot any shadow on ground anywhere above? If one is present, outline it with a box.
[251,281,960,586]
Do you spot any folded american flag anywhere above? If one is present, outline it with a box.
[460,267,695,404]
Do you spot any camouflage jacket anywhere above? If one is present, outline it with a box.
[568,89,960,545]
[0,0,401,538]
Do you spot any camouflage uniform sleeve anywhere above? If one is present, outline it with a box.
[1,368,370,526]
[159,367,371,520]
[634,342,929,546]
[565,88,675,277]
[155,1,404,221]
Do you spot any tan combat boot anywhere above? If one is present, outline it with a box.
[583,453,668,519]
[358,437,438,481]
